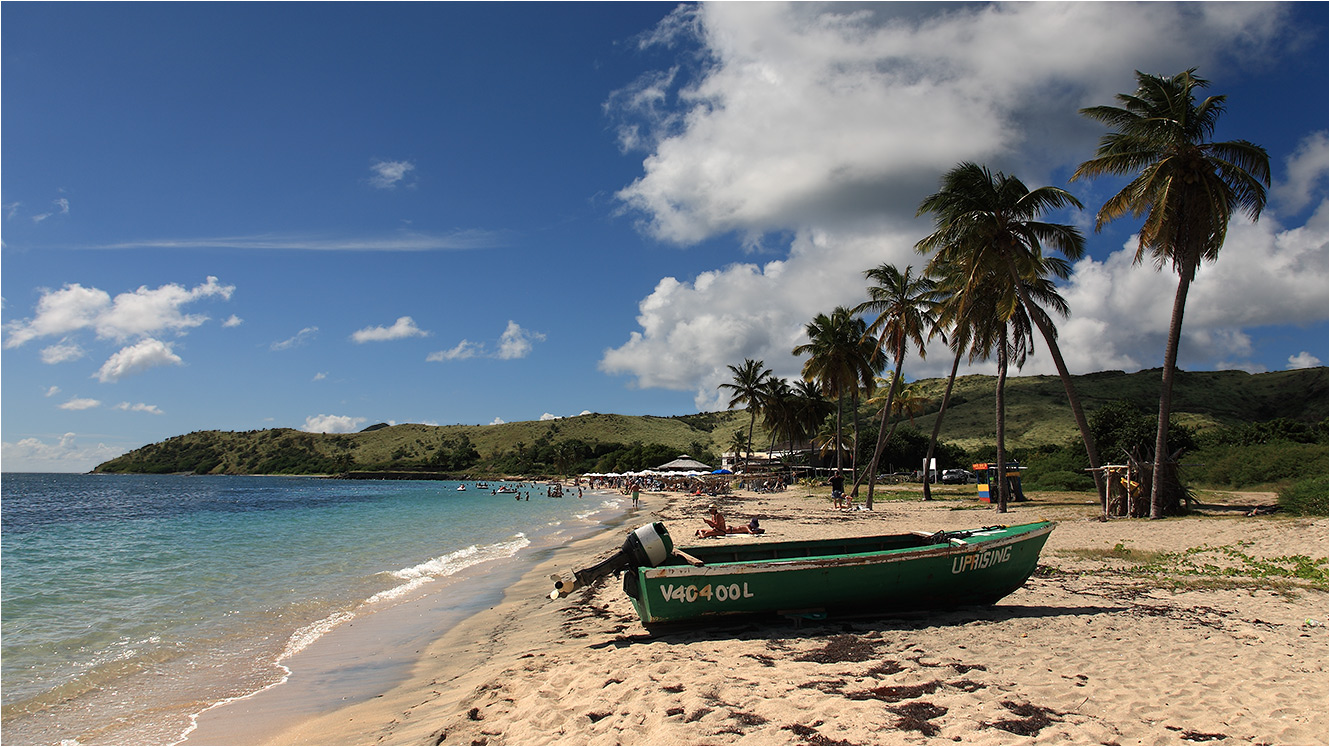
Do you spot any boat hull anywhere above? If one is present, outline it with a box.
[624,521,1054,625]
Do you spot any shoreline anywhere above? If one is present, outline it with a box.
[181,487,635,746]
[222,486,1326,746]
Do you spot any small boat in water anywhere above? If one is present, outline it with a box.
[551,520,1054,626]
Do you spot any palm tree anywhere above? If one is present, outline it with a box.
[851,264,941,508]
[792,379,834,471]
[1073,68,1270,518]
[759,377,797,454]
[917,162,1106,510]
[919,259,992,501]
[725,429,749,467]
[919,237,1028,512]
[885,381,929,427]
[987,289,1038,513]
[863,377,929,465]
[719,358,773,469]
[792,308,877,478]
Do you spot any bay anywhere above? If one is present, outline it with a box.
[1,473,624,745]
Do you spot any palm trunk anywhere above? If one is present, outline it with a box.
[850,391,861,489]
[745,409,756,469]
[853,350,905,510]
[1005,264,1107,512]
[923,345,964,501]
[834,392,844,473]
[995,327,1009,514]
[1151,271,1192,519]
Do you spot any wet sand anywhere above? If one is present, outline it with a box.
[225,485,1328,746]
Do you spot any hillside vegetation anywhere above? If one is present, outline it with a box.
[95,367,1327,480]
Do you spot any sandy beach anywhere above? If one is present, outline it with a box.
[248,485,1327,746]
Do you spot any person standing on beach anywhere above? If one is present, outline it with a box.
[830,473,845,509]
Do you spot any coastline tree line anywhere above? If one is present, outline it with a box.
[726,68,1322,517]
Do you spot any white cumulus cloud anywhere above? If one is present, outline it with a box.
[1,432,124,473]
[1272,131,1329,216]
[600,2,1324,401]
[496,321,546,360]
[96,338,184,382]
[351,316,430,343]
[428,321,545,362]
[302,414,367,433]
[58,397,101,411]
[4,276,234,348]
[1288,352,1324,369]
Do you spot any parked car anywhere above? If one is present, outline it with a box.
[941,469,973,484]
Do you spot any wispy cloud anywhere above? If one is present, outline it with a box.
[351,316,430,343]
[59,397,102,411]
[369,159,415,189]
[41,340,86,364]
[114,402,163,414]
[427,340,483,361]
[271,327,318,351]
[80,230,511,252]
[31,196,70,224]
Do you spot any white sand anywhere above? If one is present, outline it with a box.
[249,486,1327,746]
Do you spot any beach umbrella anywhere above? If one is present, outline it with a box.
[711,468,733,475]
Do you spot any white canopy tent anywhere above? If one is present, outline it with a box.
[653,455,714,473]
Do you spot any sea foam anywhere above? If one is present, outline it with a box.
[278,534,532,662]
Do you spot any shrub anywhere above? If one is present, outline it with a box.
[1190,442,1328,488]
[1278,477,1329,516]
[1026,470,1094,491]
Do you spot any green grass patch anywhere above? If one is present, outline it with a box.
[1060,543,1168,565]
[1055,541,1328,590]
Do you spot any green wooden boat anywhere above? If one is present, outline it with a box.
[552,521,1054,626]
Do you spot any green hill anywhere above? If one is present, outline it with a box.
[94,367,1327,476]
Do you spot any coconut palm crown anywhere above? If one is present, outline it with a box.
[1072,68,1270,280]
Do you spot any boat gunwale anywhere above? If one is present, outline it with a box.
[642,521,1055,580]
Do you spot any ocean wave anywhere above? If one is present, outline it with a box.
[277,534,532,662]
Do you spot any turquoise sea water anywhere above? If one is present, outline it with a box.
[1,473,625,745]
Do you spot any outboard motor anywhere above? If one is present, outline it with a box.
[550,522,673,599]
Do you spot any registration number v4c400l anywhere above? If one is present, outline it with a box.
[659,582,755,604]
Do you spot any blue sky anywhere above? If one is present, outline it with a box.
[4,2,1327,472]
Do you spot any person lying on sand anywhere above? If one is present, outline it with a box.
[695,505,765,538]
